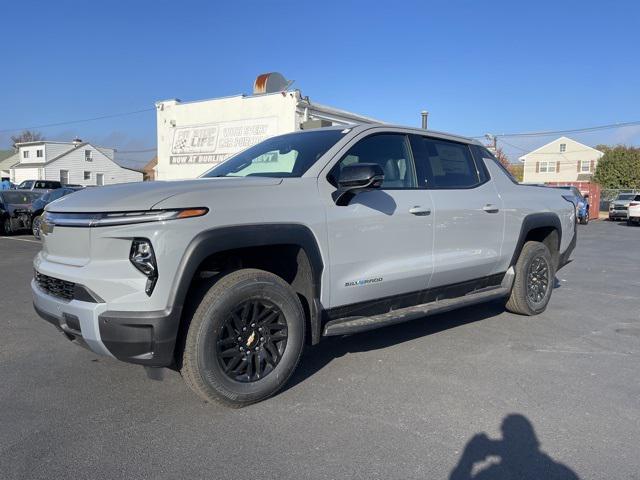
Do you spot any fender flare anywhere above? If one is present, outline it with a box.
[509,212,562,268]
[167,223,325,342]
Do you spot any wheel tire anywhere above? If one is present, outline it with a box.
[2,218,12,236]
[505,241,555,316]
[181,268,305,407]
[628,219,633,226]
[582,213,589,225]
[32,215,42,239]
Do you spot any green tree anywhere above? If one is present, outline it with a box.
[592,146,640,189]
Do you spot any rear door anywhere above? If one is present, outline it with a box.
[410,135,504,287]
[322,133,434,308]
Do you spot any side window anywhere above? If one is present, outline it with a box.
[329,134,416,189]
[474,145,519,185]
[34,181,45,189]
[412,136,481,189]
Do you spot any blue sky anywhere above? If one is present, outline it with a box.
[1,0,639,165]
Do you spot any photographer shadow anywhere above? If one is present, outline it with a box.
[450,414,580,480]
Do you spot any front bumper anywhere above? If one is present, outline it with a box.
[609,210,627,219]
[32,280,179,366]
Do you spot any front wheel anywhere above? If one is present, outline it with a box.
[505,241,555,316]
[32,215,42,239]
[2,218,12,236]
[181,269,305,407]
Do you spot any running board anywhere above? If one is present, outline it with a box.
[323,282,512,338]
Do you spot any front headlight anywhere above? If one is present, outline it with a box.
[130,238,158,296]
[44,208,208,227]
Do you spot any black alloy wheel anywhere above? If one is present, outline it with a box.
[526,256,549,305]
[217,299,288,383]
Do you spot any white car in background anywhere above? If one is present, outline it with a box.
[627,194,640,225]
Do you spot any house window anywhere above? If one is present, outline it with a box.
[539,161,556,173]
[36,149,43,158]
[85,150,92,162]
[96,173,104,186]
[580,160,591,172]
[23,150,29,159]
[60,170,69,184]
[84,171,91,181]
[560,144,566,153]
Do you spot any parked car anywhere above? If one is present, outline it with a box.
[609,192,637,221]
[626,195,640,225]
[32,125,576,406]
[0,190,42,235]
[552,186,590,224]
[16,179,63,192]
[31,187,82,239]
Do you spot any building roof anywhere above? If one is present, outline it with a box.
[0,152,18,171]
[10,142,119,169]
[518,136,603,162]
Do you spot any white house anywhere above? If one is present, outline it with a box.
[520,136,604,184]
[10,140,143,186]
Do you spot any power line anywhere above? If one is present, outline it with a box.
[474,119,640,140]
[0,107,155,134]
[116,147,157,153]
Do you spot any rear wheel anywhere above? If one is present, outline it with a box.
[505,241,555,316]
[181,269,305,407]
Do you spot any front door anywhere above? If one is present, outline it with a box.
[322,133,434,308]
[410,135,504,287]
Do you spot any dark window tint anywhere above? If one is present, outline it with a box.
[203,129,346,178]
[412,137,480,189]
[329,134,416,189]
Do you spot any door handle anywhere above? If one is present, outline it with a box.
[482,204,500,213]
[409,206,431,216]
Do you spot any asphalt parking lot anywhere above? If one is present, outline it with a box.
[1,221,639,480]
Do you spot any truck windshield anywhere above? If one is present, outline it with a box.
[202,129,346,178]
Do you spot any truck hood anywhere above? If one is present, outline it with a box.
[47,177,283,213]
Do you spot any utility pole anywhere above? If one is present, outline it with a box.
[485,133,497,153]
[421,110,429,129]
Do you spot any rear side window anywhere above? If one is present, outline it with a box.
[474,145,519,184]
[329,134,417,189]
[411,136,481,189]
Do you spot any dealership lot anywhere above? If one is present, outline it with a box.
[1,221,639,479]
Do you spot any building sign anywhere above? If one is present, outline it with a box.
[169,117,279,165]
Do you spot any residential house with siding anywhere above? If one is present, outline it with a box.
[10,140,143,186]
[520,136,604,184]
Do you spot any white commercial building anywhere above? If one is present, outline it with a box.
[520,136,604,184]
[155,73,382,180]
[10,140,143,186]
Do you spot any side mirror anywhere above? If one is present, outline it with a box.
[332,163,384,206]
[583,194,589,199]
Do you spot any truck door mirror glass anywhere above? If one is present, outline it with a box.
[332,163,384,206]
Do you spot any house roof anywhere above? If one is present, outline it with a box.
[0,152,18,171]
[518,136,603,161]
[10,142,122,170]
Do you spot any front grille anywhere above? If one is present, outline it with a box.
[35,272,75,301]
[614,206,628,211]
